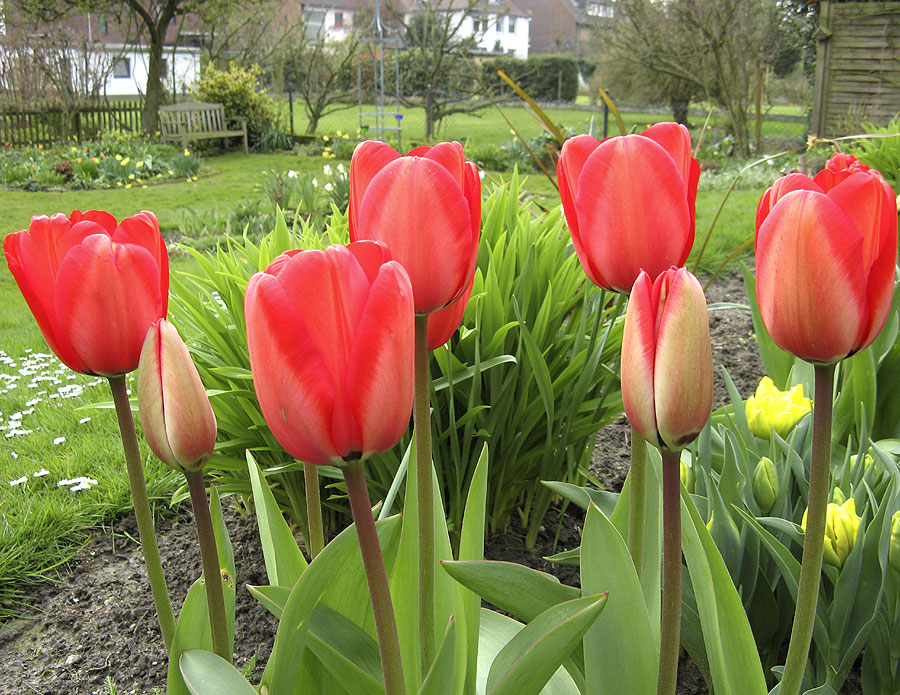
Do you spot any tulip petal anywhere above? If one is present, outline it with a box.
[70,209,117,233]
[642,123,699,236]
[652,270,712,449]
[53,235,163,375]
[423,141,466,189]
[621,271,659,445]
[357,157,472,314]
[756,190,867,363]
[348,261,415,457]
[574,136,692,293]
[349,141,401,239]
[137,323,179,467]
[755,174,821,250]
[427,276,474,350]
[115,211,169,313]
[557,135,603,247]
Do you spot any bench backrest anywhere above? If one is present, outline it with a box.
[159,102,227,135]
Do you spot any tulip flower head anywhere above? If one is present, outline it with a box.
[751,457,779,514]
[755,153,898,364]
[745,376,812,439]
[889,510,900,574]
[4,210,168,376]
[349,140,481,315]
[137,319,217,473]
[426,275,474,350]
[802,497,861,568]
[621,267,713,451]
[245,241,415,465]
[557,122,700,294]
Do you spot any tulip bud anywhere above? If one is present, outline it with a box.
[751,457,778,514]
[831,487,846,505]
[802,498,860,568]
[679,451,695,494]
[745,377,811,439]
[137,319,217,473]
[889,510,900,573]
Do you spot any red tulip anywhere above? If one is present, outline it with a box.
[557,122,700,294]
[137,319,217,473]
[4,210,168,376]
[621,268,713,450]
[349,140,481,315]
[245,241,415,465]
[426,275,474,350]
[755,153,897,364]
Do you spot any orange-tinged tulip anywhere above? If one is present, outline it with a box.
[245,241,415,465]
[137,319,216,473]
[558,123,699,294]
[349,140,481,315]
[755,153,897,364]
[4,210,168,376]
[621,268,713,450]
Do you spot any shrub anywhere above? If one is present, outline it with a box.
[482,55,580,102]
[849,115,900,193]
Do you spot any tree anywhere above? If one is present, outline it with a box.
[281,34,357,134]
[386,0,488,138]
[593,0,795,156]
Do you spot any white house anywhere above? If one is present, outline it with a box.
[101,44,201,98]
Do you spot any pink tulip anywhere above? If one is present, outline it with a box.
[621,268,713,450]
[755,153,897,364]
[4,210,168,376]
[349,140,481,315]
[557,123,700,294]
[245,241,415,464]
[137,319,217,473]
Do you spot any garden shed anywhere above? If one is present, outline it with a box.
[810,0,900,137]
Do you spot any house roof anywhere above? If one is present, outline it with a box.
[387,0,531,18]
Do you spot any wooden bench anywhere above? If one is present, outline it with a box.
[158,101,248,153]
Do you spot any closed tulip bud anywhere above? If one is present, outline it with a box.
[755,153,898,364]
[889,511,900,573]
[621,267,713,451]
[745,376,812,439]
[680,451,695,494]
[802,498,860,568]
[752,457,779,514]
[137,319,217,473]
[558,123,699,294]
[831,486,846,505]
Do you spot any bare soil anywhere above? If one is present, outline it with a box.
[1,271,855,695]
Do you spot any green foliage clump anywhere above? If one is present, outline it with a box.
[849,116,900,193]
[482,55,580,102]
[192,63,283,146]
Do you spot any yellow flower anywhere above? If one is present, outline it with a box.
[115,153,122,161]
[802,498,861,568]
[343,133,350,139]
[168,169,175,175]
[71,146,77,152]
[125,183,132,189]
[336,130,343,137]
[136,161,144,168]
[91,157,99,163]
[184,149,191,157]
[120,157,131,166]
[128,174,135,180]
[745,376,811,439]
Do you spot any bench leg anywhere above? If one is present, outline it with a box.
[242,129,249,154]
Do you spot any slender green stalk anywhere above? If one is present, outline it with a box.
[304,461,325,559]
[342,461,406,695]
[108,375,175,651]
[185,471,231,662]
[414,314,435,677]
[779,363,836,695]
[658,448,683,695]
[628,430,648,578]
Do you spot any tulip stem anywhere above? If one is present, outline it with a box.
[342,461,406,695]
[413,315,436,678]
[185,471,231,663]
[108,375,176,651]
[628,429,647,578]
[657,449,683,695]
[779,363,835,695]
[304,462,325,559]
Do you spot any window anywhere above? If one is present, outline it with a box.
[160,57,168,75]
[507,16,515,33]
[304,8,326,36]
[98,16,108,34]
[113,58,130,78]
[334,11,343,27]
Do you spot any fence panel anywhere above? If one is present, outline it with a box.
[0,100,144,147]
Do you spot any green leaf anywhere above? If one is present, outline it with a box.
[541,480,618,518]
[246,585,291,619]
[486,594,607,695]
[179,650,258,695]
[419,618,457,695]
[680,489,767,695]
[247,451,307,587]
[306,604,386,695]
[581,504,657,695]
[168,580,213,695]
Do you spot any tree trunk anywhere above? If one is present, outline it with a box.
[671,99,690,126]
[425,83,434,139]
[142,36,165,134]
[307,112,320,134]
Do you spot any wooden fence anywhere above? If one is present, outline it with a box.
[811,1,900,138]
[0,100,144,147]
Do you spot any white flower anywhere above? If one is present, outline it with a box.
[79,417,91,424]
[337,163,346,174]
[312,178,319,188]
[53,436,66,445]
[33,469,49,477]
[9,476,26,486]
[322,164,332,176]
[287,169,298,178]
[324,182,334,193]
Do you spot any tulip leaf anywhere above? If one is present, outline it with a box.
[419,618,457,695]
[543,547,580,565]
[681,487,767,695]
[431,355,518,391]
[247,452,307,588]
[306,604,386,695]
[246,585,291,619]
[167,578,213,695]
[486,593,607,695]
[541,480,619,519]
[477,609,580,695]
[581,504,658,695]
[179,649,258,695]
